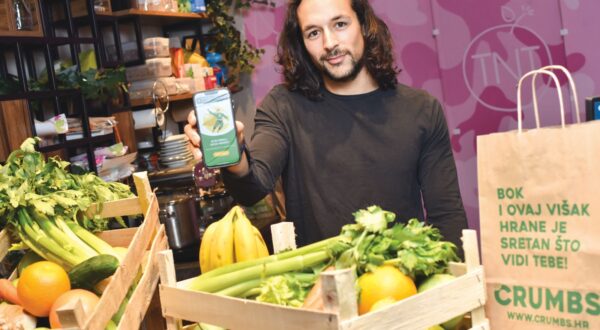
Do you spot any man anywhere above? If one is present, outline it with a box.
[186,0,468,254]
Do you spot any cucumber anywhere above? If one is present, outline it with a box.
[68,254,119,291]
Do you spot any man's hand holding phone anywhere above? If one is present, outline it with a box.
[184,110,249,177]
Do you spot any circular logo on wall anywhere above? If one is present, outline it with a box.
[462,24,553,111]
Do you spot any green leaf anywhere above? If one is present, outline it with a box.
[256,273,316,307]
[353,205,395,233]
[27,195,56,216]
[19,137,40,153]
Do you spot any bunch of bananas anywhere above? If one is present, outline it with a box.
[199,206,269,273]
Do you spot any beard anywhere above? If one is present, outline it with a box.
[318,47,365,83]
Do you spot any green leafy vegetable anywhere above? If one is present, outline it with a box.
[0,138,134,269]
[336,210,459,278]
[353,205,396,233]
[255,273,316,307]
[185,205,459,308]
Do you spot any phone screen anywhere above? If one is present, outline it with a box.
[193,88,241,168]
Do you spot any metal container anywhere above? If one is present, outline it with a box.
[159,196,201,250]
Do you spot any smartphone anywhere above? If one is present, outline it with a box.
[193,88,241,168]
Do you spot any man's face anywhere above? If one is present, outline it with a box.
[297,0,365,83]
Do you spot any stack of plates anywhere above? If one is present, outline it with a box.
[159,134,193,168]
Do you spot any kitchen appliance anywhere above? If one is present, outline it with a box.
[197,190,234,227]
[158,195,201,250]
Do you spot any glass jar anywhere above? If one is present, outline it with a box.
[13,0,33,31]
[94,0,110,13]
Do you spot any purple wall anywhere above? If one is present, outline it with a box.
[243,0,600,231]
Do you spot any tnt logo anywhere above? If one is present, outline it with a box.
[462,5,553,111]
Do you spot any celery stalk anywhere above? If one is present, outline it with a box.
[55,215,99,258]
[16,231,70,270]
[241,288,262,299]
[215,279,263,297]
[29,209,94,260]
[18,208,83,268]
[198,236,341,280]
[186,251,330,293]
[216,273,316,298]
[65,220,116,256]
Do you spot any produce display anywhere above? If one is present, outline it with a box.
[1,138,473,329]
[188,205,463,329]
[0,138,141,328]
[0,138,132,267]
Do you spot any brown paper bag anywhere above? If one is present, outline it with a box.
[478,66,600,329]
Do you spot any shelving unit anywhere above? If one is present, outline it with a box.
[0,0,111,172]
[110,9,208,24]
[0,0,44,37]
[110,7,210,158]
[37,133,115,152]
[130,92,194,107]
[0,0,212,173]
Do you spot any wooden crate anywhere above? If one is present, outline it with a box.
[0,172,168,330]
[157,228,490,330]
[0,0,43,37]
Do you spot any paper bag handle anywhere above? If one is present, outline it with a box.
[517,69,565,133]
[531,65,581,127]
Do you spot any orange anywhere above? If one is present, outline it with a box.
[369,297,397,312]
[17,261,71,317]
[357,265,417,315]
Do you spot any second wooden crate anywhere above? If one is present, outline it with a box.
[157,227,490,330]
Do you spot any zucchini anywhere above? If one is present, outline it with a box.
[68,254,119,291]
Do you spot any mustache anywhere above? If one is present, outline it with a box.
[320,48,349,61]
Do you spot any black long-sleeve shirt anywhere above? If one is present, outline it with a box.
[223,84,467,253]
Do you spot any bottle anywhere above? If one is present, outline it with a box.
[170,37,185,78]
[13,0,33,31]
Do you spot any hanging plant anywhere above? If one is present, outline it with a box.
[205,0,273,89]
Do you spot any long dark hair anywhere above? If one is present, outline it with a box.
[276,0,399,100]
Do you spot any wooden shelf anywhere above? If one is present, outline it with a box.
[0,89,81,102]
[55,9,208,27]
[38,133,115,153]
[0,30,43,38]
[107,9,208,25]
[0,36,95,45]
[130,92,194,107]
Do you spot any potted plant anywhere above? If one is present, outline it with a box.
[205,0,270,90]
[78,67,128,111]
